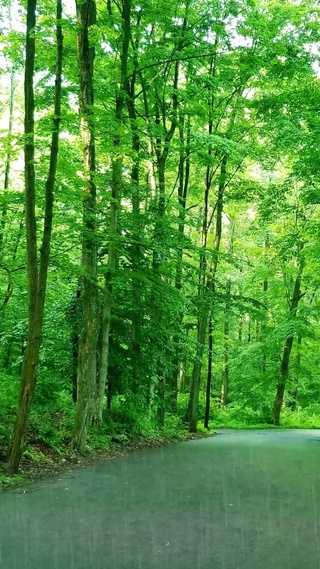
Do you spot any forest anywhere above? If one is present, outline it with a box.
[0,0,320,478]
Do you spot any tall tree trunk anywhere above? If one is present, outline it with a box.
[189,155,227,433]
[220,221,234,408]
[184,131,212,424]
[71,284,81,403]
[185,52,218,426]
[170,113,190,412]
[126,39,143,393]
[221,281,231,408]
[95,0,132,423]
[153,156,166,427]
[271,251,304,425]
[260,236,269,373]
[288,335,301,410]
[106,377,112,410]
[0,67,15,259]
[260,284,268,374]
[238,317,243,342]
[73,0,99,451]
[149,56,180,425]
[129,123,142,393]
[7,0,63,472]
[204,315,213,429]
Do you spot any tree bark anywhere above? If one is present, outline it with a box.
[7,0,63,472]
[95,0,132,423]
[271,250,304,425]
[189,155,227,433]
[185,51,218,427]
[288,335,301,410]
[0,67,15,259]
[221,281,231,408]
[148,55,180,423]
[170,113,190,413]
[71,284,81,403]
[126,38,143,393]
[204,315,213,429]
[73,0,99,451]
[184,124,212,425]
[220,221,234,408]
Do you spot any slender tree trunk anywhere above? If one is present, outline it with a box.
[148,57,180,424]
[204,315,213,429]
[157,375,165,427]
[106,329,113,411]
[139,46,181,417]
[221,282,231,407]
[184,138,212,425]
[260,268,268,374]
[0,67,15,259]
[238,316,243,342]
[12,215,25,261]
[220,221,234,408]
[170,114,190,412]
[189,156,227,433]
[107,378,112,410]
[71,284,81,403]
[185,54,217,426]
[129,132,142,393]
[95,0,132,423]
[7,0,63,472]
[153,156,167,423]
[288,335,301,410]
[271,252,304,425]
[126,50,142,393]
[73,0,99,451]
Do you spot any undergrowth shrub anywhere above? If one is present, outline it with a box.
[281,407,320,429]
[177,393,217,421]
[215,405,266,426]
[0,373,19,454]
[110,394,154,436]
[28,392,74,450]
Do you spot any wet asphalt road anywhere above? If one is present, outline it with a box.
[1,429,320,569]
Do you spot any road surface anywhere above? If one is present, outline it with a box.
[1,429,320,569]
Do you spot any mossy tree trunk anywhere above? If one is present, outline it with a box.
[7,0,63,472]
[73,0,99,451]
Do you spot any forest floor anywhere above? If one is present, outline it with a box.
[1,429,320,569]
[0,428,215,492]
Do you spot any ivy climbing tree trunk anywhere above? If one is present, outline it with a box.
[73,0,99,451]
[7,0,63,472]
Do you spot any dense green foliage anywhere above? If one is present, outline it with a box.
[0,0,320,468]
